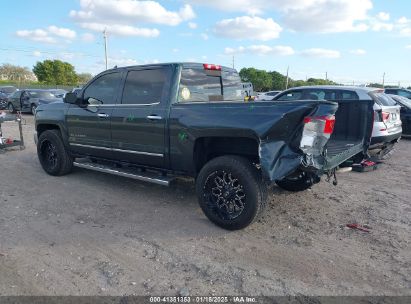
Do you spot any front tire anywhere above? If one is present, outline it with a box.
[196,156,267,230]
[8,103,15,113]
[31,104,37,115]
[37,130,73,176]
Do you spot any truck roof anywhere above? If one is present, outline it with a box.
[105,62,237,73]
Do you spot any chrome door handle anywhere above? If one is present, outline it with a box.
[146,115,162,120]
[97,113,110,118]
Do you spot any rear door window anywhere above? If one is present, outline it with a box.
[122,69,169,105]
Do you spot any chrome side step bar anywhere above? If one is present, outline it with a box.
[73,160,174,186]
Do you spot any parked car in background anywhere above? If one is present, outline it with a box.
[48,89,67,98]
[384,88,411,99]
[0,86,18,109]
[272,86,402,159]
[388,94,411,137]
[0,86,18,96]
[255,90,281,101]
[7,89,62,115]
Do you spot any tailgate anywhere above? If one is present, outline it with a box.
[322,99,374,170]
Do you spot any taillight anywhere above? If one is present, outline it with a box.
[303,115,336,136]
[381,112,390,122]
[203,63,221,71]
[300,115,336,156]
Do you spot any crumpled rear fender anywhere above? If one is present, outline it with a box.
[258,101,338,182]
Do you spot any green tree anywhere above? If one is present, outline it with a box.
[367,83,384,88]
[77,72,93,84]
[239,68,272,92]
[33,60,78,85]
[269,71,288,90]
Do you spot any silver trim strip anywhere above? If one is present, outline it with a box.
[73,162,170,186]
[69,143,163,157]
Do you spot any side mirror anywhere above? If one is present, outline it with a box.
[64,92,80,104]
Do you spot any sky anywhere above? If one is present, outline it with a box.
[1,0,411,86]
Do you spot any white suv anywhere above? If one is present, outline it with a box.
[273,86,402,158]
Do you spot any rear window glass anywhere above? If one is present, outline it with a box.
[373,93,397,106]
[275,91,303,101]
[222,69,245,101]
[178,68,244,102]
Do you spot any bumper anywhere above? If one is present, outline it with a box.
[369,132,401,149]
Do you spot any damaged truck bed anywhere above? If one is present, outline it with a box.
[34,62,374,230]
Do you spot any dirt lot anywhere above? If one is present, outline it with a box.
[0,114,410,296]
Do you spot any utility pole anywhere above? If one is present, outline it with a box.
[285,66,289,90]
[382,72,385,88]
[232,55,235,69]
[325,72,328,81]
[103,28,108,70]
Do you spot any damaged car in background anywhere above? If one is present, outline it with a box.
[34,63,374,230]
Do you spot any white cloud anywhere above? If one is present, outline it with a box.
[214,16,282,41]
[188,22,197,29]
[376,12,390,21]
[79,23,159,37]
[100,57,139,68]
[224,45,294,56]
[172,48,179,53]
[33,51,42,57]
[81,33,95,42]
[16,26,77,43]
[189,0,372,33]
[406,45,411,50]
[396,17,411,37]
[201,33,209,40]
[70,0,196,38]
[349,49,366,55]
[282,0,372,33]
[16,29,57,44]
[48,26,76,39]
[397,17,411,25]
[300,48,341,58]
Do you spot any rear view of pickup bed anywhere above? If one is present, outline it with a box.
[35,62,374,230]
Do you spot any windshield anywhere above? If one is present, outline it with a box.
[28,91,56,99]
[0,87,17,94]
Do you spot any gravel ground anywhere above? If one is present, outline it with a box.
[0,114,410,296]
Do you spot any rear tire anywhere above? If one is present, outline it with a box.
[276,171,317,192]
[37,130,73,176]
[196,155,267,230]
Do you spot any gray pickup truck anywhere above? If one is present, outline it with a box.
[34,63,374,230]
